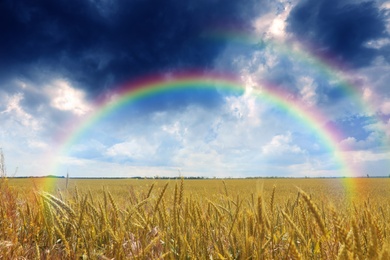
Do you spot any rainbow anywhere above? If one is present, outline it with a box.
[51,72,359,182]
[203,29,379,116]
[43,29,387,195]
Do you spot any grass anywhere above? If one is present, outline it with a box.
[1,177,389,259]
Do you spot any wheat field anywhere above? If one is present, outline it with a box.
[1,177,389,259]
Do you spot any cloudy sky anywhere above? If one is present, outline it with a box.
[1,0,390,178]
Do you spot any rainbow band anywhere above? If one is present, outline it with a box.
[53,72,357,179]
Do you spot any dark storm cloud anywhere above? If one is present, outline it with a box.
[0,0,260,96]
[287,0,388,67]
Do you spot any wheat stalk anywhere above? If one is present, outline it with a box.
[281,210,307,245]
[40,191,76,219]
[298,189,326,236]
[352,220,363,260]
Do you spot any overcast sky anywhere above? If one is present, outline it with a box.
[1,0,390,178]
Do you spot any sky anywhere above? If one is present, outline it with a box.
[1,0,390,178]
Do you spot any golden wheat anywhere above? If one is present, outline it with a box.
[1,177,389,259]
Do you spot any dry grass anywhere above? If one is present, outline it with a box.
[1,177,389,259]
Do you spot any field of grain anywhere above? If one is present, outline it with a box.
[1,177,389,259]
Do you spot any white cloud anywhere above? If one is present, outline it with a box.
[225,93,261,125]
[262,133,303,155]
[0,145,55,177]
[269,16,287,38]
[382,1,390,9]
[380,2,390,34]
[362,87,373,102]
[46,79,91,115]
[385,119,390,137]
[345,63,390,118]
[55,156,180,178]
[298,76,317,106]
[252,0,294,41]
[1,92,22,114]
[253,12,275,36]
[285,162,337,177]
[173,148,223,170]
[339,127,387,150]
[106,139,158,160]
[381,100,390,115]
[343,149,390,163]
[161,121,187,141]
[339,136,357,147]
[0,92,40,130]
[82,98,273,175]
[27,140,48,150]
[364,38,390,49]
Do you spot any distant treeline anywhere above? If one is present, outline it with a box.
[11,175,65,179]
[8,175,390,179]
